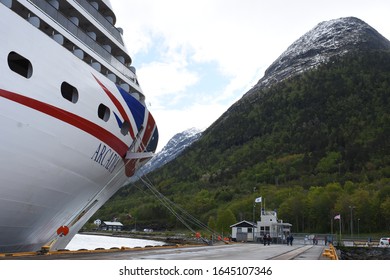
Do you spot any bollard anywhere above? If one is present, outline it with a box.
[322,244,338,260]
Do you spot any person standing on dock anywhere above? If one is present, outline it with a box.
[289,234,294,246]
[266,233,271,245]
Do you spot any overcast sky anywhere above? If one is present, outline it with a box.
[110,0,390,151]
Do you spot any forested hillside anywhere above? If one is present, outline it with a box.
[91,50,390,235]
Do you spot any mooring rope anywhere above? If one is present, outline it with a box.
[137,174,221,244]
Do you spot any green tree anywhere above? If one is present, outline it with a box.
[380,197,390,231]
[278,187,307,232]
[208,216,216,231]
[91,51,390,234]
[316,152,342,173]
[216,208,236,235]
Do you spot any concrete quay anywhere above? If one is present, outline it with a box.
[1,243,328,260]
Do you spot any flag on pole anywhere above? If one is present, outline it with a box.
[334,214,341,220]
[255,197,262,203]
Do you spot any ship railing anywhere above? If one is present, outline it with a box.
[125,151,154,160]
[127,125,148,154]
[74,0,124,45]
[28,0,135,81]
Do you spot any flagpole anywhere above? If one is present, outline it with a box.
[260,198,265,219]
[264,198,265,214]
[334,214,341,244]
[253,202,255,241]
[254,197,262,221]
[260,200,263,220]
[331,218,333,235]
[339,216,342,242]
[253,202,255,223]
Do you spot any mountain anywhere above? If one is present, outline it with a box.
[92,17,390,234]
[134,128,202,177]
[246,17,390,96]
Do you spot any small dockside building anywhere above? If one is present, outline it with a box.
[231,211,292,243]
[99,221,124,231]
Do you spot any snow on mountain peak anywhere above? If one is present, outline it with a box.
[132,128,202,178]
[246,17,390,96]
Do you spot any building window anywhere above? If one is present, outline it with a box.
[98,104,110,122]
[237,227,242,233]
[248,228,253,233]
[8,51,33,78]
[61,82,79,103]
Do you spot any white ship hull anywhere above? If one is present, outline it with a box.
[0,1,157,252]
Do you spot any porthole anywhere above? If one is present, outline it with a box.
[98,104,110,122]
[120,121,130,136]
[7,51,33,78]
[61,82,79,103]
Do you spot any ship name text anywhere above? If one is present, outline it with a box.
[91,143,121,173]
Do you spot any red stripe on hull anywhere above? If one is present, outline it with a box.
[0,88,128,157]
[140,112,156,151]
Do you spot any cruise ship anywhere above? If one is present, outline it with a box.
[0,0,158,253]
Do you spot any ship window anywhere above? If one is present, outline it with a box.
[121,121,130,136]
[7,52,33,79]
[98,104,110,122]
[61,82,79,103]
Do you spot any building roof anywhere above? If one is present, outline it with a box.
[230,220,256,228]
[102,221,123,226]
[278,222,293,226]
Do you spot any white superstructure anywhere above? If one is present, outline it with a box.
[0,0,158,253]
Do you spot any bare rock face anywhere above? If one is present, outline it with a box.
[246,17,390,96]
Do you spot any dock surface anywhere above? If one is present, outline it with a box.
[2,243,327,260]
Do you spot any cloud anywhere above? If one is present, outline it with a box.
[152,101,228,151]
[111,0,390,151]
[108,2,290,151]
[138,60,199,105]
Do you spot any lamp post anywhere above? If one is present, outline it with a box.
[252,187,256,223]
[253,187,256,242]
[349,206,355,238]
[357,218,360,239]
